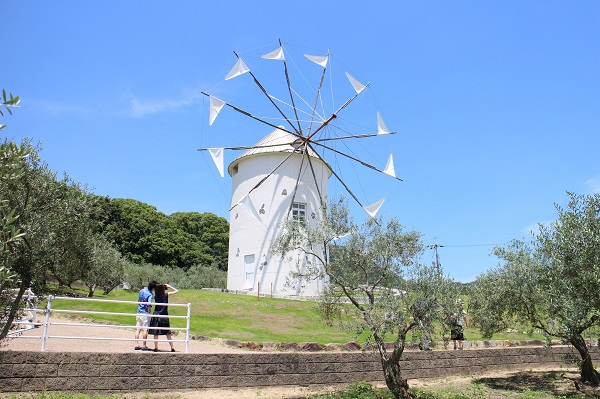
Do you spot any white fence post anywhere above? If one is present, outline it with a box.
[41,295,53,351]
[185,303,191,353]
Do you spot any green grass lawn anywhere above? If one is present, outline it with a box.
[49,289,362,344]
[43,289,566,344]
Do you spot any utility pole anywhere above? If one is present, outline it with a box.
[427,243,444,272]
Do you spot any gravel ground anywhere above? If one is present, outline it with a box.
[1,317,246,354]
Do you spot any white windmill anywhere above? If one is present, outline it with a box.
[200,41,401,297]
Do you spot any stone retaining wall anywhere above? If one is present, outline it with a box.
[1,347,598,393]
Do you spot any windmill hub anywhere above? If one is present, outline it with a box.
[292,137,309,151]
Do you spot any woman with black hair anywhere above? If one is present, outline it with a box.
[148,283,179,352]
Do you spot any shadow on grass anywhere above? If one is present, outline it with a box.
[473,370,593,398]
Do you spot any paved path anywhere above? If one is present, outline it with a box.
[1,317,246,354]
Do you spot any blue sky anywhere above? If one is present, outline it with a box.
[3,1,599,282]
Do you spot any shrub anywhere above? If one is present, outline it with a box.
[123,263,184,290]
[173,265,226,289]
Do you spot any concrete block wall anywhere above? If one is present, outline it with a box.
[0,347,597,393]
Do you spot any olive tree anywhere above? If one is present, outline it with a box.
[0,91,31,340]
[81,235,127,297]
[272,200,458,399]
[0,138,99,339]
[471,192,600,386]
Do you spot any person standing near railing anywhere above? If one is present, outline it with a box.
[134,280,158,351]
[148,283,179,352]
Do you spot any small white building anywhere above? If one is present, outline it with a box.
[226,127,331,296]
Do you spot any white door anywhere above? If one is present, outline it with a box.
[244,254,255,289]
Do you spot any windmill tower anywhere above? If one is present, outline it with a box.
[200,42,402,297]
[227,127,331,296]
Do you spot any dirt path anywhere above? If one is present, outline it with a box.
[1,317,246,354]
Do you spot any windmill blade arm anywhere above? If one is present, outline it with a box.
[305,143,365,210]
[280,41,303,135]
[198,141,299,152]
[229,149,297,211]
[304,150,324,206]
[249,72,300,135]
[326,165,382,224]
[305,82,369,141]
[201,92,300,138]
[309,140,403,181]
[307,53,329,137]
[313,132,396,143]
[232,51,300,135]
[286,151,308,215]
[335,82,370,114]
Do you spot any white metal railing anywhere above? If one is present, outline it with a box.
[12,295,192,353]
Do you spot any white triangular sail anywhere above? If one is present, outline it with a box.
[332,232,351,241]
[225,58,250,80]
[363,197,385,218]
[377,112,391,135]
[262,46,285,61]
[237,194,262,222]
[346,72,366,94]
[209,96,225,126]
[208,148,224,178]
[383,154,396,178]
[304,54,329,68]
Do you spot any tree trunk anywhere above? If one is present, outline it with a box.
[570,335,600,386]
[0,281,27,340]
[87,286,95,297]
[380,355,415,399]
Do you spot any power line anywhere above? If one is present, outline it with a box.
[442,243,504,248]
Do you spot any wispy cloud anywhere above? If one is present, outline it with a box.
[585,176,600,194]
[127,89,202,118]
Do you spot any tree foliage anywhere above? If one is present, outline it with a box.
[100,199,228,270]
[1,102,100,337]
[0,89,20,131]
[272,200,459,399]
[171,212,229,270]
[471,192,600,386]
[123,262,225,291]
[0,139,99,288]
[81,235,128,297]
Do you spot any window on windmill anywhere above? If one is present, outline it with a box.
[292,202,306,222]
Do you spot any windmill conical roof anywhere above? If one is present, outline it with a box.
[228,127,324,176]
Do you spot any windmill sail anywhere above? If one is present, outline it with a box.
[262,46,285,61]
[345,72,366,94]
[377,112,392,135]
[209,96,225,125]
[237,193,262,222]
[364,197,386,218]
[304,54,329,67]
[383,154,396,178]
[332,232,350,241]
[208,148,224,177]
[225,58,250,80]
